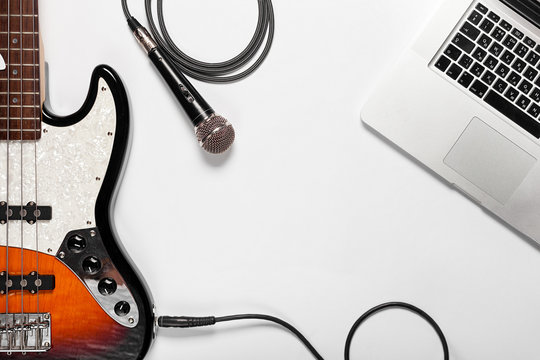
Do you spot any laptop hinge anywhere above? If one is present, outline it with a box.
[500,0,540,29]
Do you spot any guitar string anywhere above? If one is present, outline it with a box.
[31,0,39,317]
[18,0,24,350]
[5,0,12,329]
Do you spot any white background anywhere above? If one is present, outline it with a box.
[39,1,540,359]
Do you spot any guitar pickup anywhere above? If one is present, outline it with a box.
[0,272,55,294]
[0,202,52,224]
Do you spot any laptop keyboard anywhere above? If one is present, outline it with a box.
[433,2,540,138]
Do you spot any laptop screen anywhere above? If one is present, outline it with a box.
[500,0,540,28]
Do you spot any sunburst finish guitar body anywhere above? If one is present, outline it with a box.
[0,1,155,359]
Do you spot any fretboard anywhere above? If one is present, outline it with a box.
[0,0,41,141]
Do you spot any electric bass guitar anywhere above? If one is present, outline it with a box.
[0,1,155,358]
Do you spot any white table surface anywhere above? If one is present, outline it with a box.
[40,1,540,359]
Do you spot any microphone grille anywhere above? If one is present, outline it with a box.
[195,115,235,154]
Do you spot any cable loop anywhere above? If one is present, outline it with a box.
[123,0,275,83]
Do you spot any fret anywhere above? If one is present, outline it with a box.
[0,32,38,35]
[0,48,39,51]
[0,92,39,95]
[0,15,38,17]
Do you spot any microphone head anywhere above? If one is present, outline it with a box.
[195,115,235,154]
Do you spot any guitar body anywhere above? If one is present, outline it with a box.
[0,66,155,359]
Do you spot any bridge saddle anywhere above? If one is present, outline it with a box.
[0,313,52,353]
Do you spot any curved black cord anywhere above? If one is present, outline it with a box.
[344,302,449,360]
[157,302,449,359]
[215,314,325,360]
[121,0,275,83]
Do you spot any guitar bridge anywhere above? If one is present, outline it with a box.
[0,313,51,353]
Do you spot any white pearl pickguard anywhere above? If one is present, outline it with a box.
[0,78,116,255]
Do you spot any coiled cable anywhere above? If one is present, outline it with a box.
[121,0,275,83]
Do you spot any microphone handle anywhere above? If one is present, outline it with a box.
[148,48,214,127]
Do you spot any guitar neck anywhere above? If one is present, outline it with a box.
[0,0,41,141]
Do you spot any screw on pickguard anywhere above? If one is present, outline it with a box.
[0,202,52,224]
[0,272,55,295]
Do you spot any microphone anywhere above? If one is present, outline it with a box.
[127,18,235,154]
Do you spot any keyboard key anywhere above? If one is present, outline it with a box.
[484,55,498,70]
[503,35,518,49]
[468,10,483,25]
[491,27,506,42]
[485,91,540,138]
[444,44,462,61]
[470,80,489,97]
[458,54,474,69]
[458,72,475,88]
[489,43,504,57]
[480,18,495,33]
[530,88,540,102]
[495,64,510,78]
[472,47,488,62]
[500,20,512,32]
[487,11,500,23]
[517,95,531,109]
[518,80,533,94]
[482,70,496,85]
[535,76,540,87]
[524,66,538,82]
[471,62,485,77]
[476,3,489,14]
[453,33,476,53]
[505,87,519,101]
[514,43,529,57]
[508,71,522,86]
[461,21,481,40]
[525,52,540,66]
[477,34,492,49]
[512,58,527,73]
[446,63,463,80]
[528,103,540,118]
[494,79,508,93]
[524,37,536,48]
[536,45,540,53]
[512,28,524,40]
[501,50,516,65]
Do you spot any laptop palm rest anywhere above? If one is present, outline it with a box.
[444,118,537,204]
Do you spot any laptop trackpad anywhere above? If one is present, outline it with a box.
[444,118,536,204]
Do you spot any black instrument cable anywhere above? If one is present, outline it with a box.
[158,302,450,359]
[121,0,275,83]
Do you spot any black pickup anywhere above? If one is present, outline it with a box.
[0,202,52,224]
[0,272,55,294]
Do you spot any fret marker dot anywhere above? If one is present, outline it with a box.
[12,98,18,104]
[12,38,17,44]
[12,69,17,75]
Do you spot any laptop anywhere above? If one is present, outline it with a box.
[362,0,540,243]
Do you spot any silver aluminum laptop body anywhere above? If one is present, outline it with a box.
[362,0,540,242]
